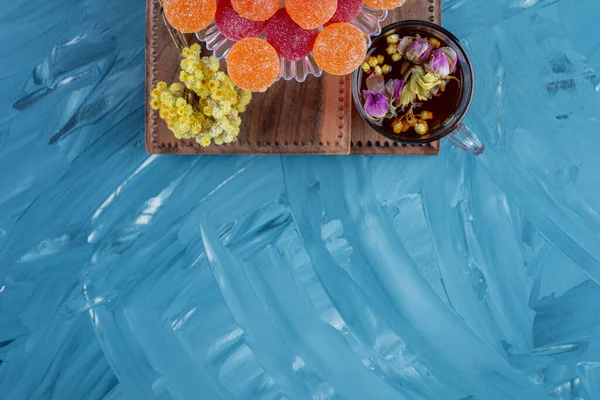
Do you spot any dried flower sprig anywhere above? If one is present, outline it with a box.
[150,44,252,146]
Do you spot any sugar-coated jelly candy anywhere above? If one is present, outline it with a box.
[164,0,216,33]
[313,22,367,75]
[231,0,280,22]
[265,9,319,61]
[215,0,266,41]
[226,37,280,92]
[362,0,407,10]
[286,0,337,30]
[326,0,362,25]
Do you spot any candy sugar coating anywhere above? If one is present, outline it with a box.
[226,37,280,92]
[265,9,319,61]
[326,0,362,25]
[231,0,280,21]
[215,0,266,41]
[362,0,407,10]
[164,0,216,33]
[286,0,338,30]
[313,22,367,75]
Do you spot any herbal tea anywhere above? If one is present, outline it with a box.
[358,31,463,141]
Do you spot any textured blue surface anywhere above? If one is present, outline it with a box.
[1,0,600,399]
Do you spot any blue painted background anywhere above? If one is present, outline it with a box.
[1,0,600,398]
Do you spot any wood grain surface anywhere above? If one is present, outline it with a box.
[145,0,441,155]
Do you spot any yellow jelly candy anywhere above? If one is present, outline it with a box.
[164,0,216,33]
[226,37,280,92]
[286,0,338,30]
[313,22,367,75]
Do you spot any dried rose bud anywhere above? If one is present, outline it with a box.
[391,53,402,62]
[425,47,457,77]
[385,78,404,101]
[361,62,371,73]
[377,54,385,65]
[362,90,390,119]
[397,36,414,56]
[439,47,458,73]
[415,120,429,135]
[366,73,386,93]
[405,38,433,64]
[382,65,392,74]
[367,56,379,67]
[386,34,400,45]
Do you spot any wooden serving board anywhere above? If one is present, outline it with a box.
[145,0,441,155]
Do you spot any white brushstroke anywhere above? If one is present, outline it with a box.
[171,308,197,331]
[19,234,70,262]
[519,0,537,7]
[207,327,244,359]
[292,356,305,371]
[92,155,157,221]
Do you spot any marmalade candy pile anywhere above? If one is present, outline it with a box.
[164,0,405,91]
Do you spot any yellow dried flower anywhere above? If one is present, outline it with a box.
[415,120,429,135]
[151,45,252,148]
[386,34,400,44]
[216,71,227,81]
[212,108,224,120]
[175,98,187,109]
[198,136,212,147]
[212,89,224,101]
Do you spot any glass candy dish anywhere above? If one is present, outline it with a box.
[196,4,388,83]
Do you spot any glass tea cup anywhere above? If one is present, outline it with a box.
[352,20,484,155]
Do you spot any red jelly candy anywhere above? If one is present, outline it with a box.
[215,0,267,41]
[265,8,319,61]
[326,0,362,25]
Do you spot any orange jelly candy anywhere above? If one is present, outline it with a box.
[164,0,216,33]
[286,0,338,30]
[226,37,280,92]
[313,22,367,76]
[231,0,280,21]
[362,0,407,10]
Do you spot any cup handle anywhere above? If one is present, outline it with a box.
[447,123,485,155]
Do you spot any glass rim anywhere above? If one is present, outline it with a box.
[352,20,474,144]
